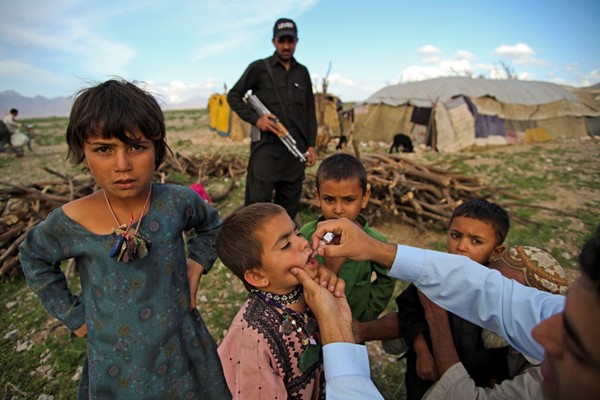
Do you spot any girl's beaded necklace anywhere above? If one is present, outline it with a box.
[105,186,152,263]
[253,288,321,372]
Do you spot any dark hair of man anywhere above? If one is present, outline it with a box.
[579,225,600,296]
[216,203,287,292]
[316,153,368,194]
[10,108,18,114]
[450,198,510,245]
[66,78,170,171]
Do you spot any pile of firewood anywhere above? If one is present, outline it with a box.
[301,152,492,231]
[1,150,498,276]
[0,168,96,277]
[159,152,247,202]
[0,153,247,277]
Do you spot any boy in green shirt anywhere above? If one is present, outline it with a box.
[300,153,395,322]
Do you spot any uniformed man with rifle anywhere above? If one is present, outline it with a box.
[227,17,317,220]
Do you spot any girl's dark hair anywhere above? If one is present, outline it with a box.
[66,79,170,170]
[450,198,510,245]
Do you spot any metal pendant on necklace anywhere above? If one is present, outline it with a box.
[110,226,152,263]
[282,316,294,335]
[105,187,153,263]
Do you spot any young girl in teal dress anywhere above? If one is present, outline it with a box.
[19,79,231,399]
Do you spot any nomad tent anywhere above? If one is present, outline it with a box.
[352,77,600,152]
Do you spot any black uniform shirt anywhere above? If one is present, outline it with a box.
[227,53,317,181]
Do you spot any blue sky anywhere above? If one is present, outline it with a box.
[1,0,598,107]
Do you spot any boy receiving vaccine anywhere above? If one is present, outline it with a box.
[216,202,344,399]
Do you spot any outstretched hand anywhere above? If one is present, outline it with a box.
[291,266,354,345]
[311,218,397,267]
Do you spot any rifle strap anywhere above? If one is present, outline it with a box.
[263,58,292,130]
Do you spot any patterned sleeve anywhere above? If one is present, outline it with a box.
[218,319,287,399]
[18,210,86,331]
[184,186,222,273]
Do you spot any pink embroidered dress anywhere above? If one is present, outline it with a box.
[218,292,325,399]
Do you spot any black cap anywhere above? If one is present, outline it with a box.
[273,18,297,39]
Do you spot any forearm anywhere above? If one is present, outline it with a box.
[413,332,432,358]
[355,312,401,342]
[424,309,459,375]
[320,320,355,345]
[368,241,398,269]
[187,196,222,272]
[19,224,86,331]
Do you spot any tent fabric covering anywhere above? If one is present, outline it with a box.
[365,76,582,107]
[353,77,600,152]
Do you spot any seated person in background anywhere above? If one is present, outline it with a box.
[482,246,569,377]
[300,153,395,322]
[354,198,511,399]
[216,203,343,399]
[2,108,22,134]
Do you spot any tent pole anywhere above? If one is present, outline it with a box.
[426,97,438,150]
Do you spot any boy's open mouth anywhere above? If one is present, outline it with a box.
[306,253,318,268]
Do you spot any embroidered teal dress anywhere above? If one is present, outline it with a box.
[19,183,231,399]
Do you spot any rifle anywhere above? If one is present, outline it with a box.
[244,93,308,163]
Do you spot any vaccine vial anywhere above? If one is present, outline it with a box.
[312,232,335,257]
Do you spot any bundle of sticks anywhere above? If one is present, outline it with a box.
[0,153,248,277]
[301,152,492,232]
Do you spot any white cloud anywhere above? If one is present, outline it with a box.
[456,50,474,61]
[0,60,74,97]
[0,1,137,79]
[324,73,354,87]
[146,79,221,105]
[418,45,441,56]
[401,59,474,82]
[582,69,600,86]
[492,43,534,59]
[491,43,548,67]
[401,65,444,82]
[0,60,62,81]
[418,45,442,63]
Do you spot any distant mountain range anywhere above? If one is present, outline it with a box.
[0,90,209,119]
[0,90,73,118]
